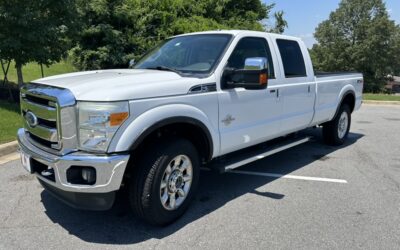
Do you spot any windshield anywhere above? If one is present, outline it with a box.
[134,34,232,76]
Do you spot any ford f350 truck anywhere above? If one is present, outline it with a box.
[18,30,363,225]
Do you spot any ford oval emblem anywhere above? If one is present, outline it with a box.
[25,111,38,128]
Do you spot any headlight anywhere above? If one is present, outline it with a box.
[78,101,129,152]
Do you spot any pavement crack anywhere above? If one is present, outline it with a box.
[2,184,29,225]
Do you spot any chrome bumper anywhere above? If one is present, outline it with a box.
[17,128,130,193]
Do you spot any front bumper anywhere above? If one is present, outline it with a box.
[17,128,130,210]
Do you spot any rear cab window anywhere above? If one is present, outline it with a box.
[276,39,307,78]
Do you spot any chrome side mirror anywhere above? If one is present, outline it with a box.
[244,57,268,70]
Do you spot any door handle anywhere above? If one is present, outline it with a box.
[308,85,311,93]
[269,89,279,98]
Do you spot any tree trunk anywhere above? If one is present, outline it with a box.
[16,63,24,88]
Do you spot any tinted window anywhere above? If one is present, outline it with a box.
[276,39,307,78]
[227,37,275,78]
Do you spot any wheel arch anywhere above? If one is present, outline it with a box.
[332,87,356,120]
[129,116,214,162]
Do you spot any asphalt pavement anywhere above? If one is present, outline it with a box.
[0,104,399,250]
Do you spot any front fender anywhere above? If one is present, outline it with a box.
[108,104,219,157]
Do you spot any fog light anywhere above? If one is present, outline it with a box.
[82,167,96,184]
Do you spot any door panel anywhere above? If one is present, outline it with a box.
[218,86,281,155]
[280,82,316,132]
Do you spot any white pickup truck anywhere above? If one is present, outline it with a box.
[18,30,363,225]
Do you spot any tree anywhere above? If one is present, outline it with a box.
[0,0,79,87]
[72,0,287,70]
[311,0,400,92]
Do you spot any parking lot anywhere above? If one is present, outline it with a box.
[0,104,399,249]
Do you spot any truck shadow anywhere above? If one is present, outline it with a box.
[41,128,363,245]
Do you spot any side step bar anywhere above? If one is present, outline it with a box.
[209,137,312,173]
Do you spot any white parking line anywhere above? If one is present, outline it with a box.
[228,170,348,184]
[0,153,20,165]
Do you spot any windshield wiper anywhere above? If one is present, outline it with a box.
[145,66,181,75]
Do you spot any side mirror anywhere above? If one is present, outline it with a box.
[223,57,269,90]
[128,59,135,68]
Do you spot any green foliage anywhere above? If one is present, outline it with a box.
[0,100,21,144]
[0,0,79,85]
[0,60,76,84]
[311,0,400,92]
[72,0,286,70]
[363,93,400,101]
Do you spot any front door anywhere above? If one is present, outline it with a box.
[218,36,282,155]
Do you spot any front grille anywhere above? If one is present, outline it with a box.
[20,83,77,155]
[20,91,61,150]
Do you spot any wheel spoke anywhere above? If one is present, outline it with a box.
[160,180,167,189]
[173,155,182,168]
[183,174,191,182]
[180,160,189,171]
[165,165,172,175]
[177,188,185,197]
[169,194,176,208]
[161,192,168,205]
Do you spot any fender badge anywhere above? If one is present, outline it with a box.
[222,115,235,126]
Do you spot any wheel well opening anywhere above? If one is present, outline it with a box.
[132,122,212,165]
[342,93,355,113]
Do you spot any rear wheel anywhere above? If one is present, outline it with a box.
[128,138,200,226]
[322,104,351,145]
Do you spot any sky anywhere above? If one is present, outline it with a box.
[265,0,400,48]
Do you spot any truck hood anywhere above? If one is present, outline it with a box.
[33,69,203,101]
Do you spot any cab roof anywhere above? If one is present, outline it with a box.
[173,30,301,42]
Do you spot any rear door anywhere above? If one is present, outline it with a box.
[217,35,282,155]
[273,38,316,133]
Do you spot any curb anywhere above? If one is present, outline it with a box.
[0,141,19,157]
[363,100,400,105]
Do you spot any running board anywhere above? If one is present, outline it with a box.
[209,137,312,173]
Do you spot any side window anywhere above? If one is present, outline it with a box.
[227,37,275,79]
[276,39,307,78]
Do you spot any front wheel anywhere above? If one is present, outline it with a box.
[128,138,200,226]
[322,104,351,145]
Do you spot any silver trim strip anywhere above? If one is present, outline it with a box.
[223,137,311,171]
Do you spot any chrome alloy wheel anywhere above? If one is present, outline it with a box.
[338,111,349,139]
[160,155,193,211]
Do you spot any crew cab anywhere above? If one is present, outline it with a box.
[18,30,363,225]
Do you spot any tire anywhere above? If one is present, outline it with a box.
[322,104,351,146]
[128,138,200,226]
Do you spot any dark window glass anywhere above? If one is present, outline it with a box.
[227,37,275,78]
[276,39,307,78]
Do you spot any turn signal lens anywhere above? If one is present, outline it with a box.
[259,73,268,85]
[110,112,129,126]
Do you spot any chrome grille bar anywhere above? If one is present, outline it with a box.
[20,99,57,121]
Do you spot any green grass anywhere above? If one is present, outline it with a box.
[363,93,400,101]
[0,100,21,144]
[0,60,76,84]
